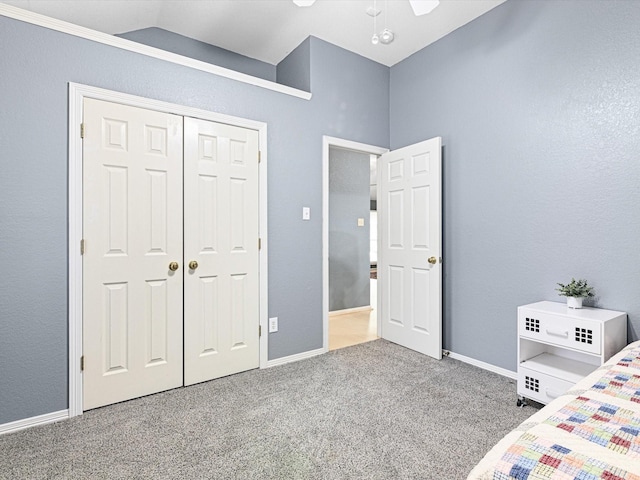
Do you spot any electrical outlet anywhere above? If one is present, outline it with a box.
[269,316,278,333]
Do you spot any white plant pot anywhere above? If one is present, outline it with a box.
[567,296,583,309]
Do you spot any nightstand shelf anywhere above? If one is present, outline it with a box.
[517,301,626,406]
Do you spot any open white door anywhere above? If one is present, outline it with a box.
[379,137,442,359]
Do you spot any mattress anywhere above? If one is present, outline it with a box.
[468,340,640,480]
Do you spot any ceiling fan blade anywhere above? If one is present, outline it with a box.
[409,0,440,16]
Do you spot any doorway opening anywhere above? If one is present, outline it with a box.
[322,137,388,352]
[322,135,443,358]
[328,149,379,350]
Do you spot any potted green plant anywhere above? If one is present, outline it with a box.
[556,278,594,309]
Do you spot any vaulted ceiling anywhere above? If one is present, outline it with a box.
[4,0,506,66]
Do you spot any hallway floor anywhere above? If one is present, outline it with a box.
[329,279,378,351]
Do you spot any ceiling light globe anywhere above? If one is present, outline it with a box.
[380,29,394,44]
[371,34,380,45]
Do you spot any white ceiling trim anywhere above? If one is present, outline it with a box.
[2,0,506,67]
[0,4,312,100]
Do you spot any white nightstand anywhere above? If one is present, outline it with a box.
[517,301,627,406]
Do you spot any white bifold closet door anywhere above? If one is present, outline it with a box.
[82,99,260,410]
[183,118,260,386]
[82,98,184,410]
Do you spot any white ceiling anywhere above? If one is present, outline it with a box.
[3,0,506,67]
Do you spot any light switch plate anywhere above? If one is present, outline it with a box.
[269,317,278,333]
[357,218,365,227]
[302,207,310,220]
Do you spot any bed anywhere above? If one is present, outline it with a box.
[468,340,640,480]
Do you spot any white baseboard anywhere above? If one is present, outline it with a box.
[0,409,69,436]
[265,347,326,368]
[329,306,372,317]
[447,351,517,380]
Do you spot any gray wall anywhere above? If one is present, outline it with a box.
[0,18,389,424]
[329,147,371,311]
[390,0,640,372]
[117,27,277,81]
[277,38,311,92]
[266,36,390,360]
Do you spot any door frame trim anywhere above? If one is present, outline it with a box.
[321,136,388,352]
[68,82,269,417]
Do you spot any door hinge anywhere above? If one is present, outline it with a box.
[80,123,85,139]
[80,239,85,255]
[258,151,261,163]
[80,355,85,371]
[259,325,262,337]
[258,238,262,250]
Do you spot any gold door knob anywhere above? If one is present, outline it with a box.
[189,260,199,270]
[169,261,179,271]
[428,256,437,265]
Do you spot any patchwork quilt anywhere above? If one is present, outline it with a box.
[468,340,640,480]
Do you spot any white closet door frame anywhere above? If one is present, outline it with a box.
[68,82,269,417]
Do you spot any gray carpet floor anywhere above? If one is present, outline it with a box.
[0,340,536,479]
